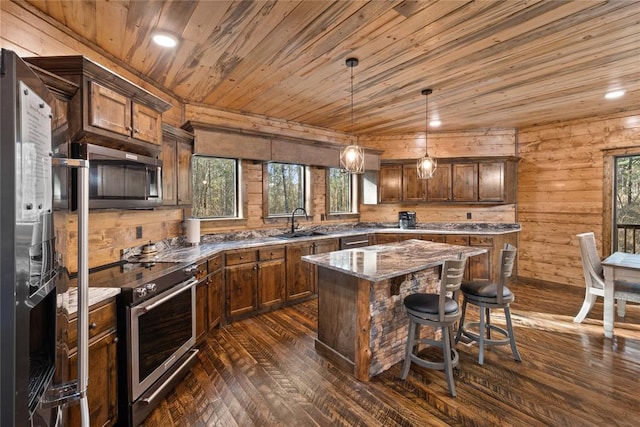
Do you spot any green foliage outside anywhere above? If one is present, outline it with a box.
[267,163,304,216]
[615,155,640,252]
[329,168,351,213]
[191,156,236,218]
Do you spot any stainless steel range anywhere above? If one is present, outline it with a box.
[85,261,200,426]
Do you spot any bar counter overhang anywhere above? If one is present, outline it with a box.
[302,239,487,381]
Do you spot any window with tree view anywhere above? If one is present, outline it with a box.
[267,163,304,216]
[615,155,640,253]
[191,156,238,218]
[328,167,352,213]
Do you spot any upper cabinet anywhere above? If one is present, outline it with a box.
[161,124,194,206]
[379,157,517,205]
[24,56,171,156]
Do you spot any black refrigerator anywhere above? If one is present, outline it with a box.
[1,49,91,427]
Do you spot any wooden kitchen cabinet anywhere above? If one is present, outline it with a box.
[207,254,223,330]
[24,56,171,156]
[66,300,118,427]
[427,163,452,202]
[402,163,426,202]
[469,235,493,281]
[195,261,208,342]
[478,160,517,203]
[452,163,478,202]
[225,246,286,320]
[378,164,402,203]
[286,238,338,300]
[161,124,194,206]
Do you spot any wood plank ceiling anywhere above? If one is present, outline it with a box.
[23,0,640,134]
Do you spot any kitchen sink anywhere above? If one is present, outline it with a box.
[274,231,327,239]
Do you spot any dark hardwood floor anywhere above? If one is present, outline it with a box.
[142,281,640,426]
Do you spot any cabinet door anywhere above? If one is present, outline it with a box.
[161,138,177,205]
[176,140,192,205]
[468,236,493,281]
[374,233,403,244]
[225,264,257,318]
[195,279,208,342]
[452,163,478,202]
[88,81,131,137]
[378,164,402,203]
[207,269,223,329]
[420,234,446,243]
[313,238,339,255]
[68,332,118,427]
[427,163,452,202]
[478,162,505,202]
[132,102,161,145]
[402,163,426,202]
[286,243,314,300]
[258,259,286,308]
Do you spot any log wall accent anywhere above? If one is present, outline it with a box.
[55,209,183,273]
[359,204,516,224]
[517,109,640,287]
[360,129,517,160]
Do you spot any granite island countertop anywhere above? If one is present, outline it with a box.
[301,239,487,282]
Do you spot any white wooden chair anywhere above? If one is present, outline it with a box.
[574,232,640,322]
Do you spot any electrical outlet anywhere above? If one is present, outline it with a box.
[136,226,143,239]
[466,212,472,220]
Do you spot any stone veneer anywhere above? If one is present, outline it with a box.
[368,268,440,376]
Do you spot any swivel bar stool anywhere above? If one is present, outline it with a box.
[400,255,467,397]
[455,243,521,365]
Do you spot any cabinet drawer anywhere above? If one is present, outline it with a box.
[225,249,258,266]
[470,236,494,246]
[259,247,285,261]
[208,254,223,272]
[68,300,116,350]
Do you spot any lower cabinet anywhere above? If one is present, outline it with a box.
[225,246,286,320]
[207,254,223,330]
[194,260,208,342]
[468,235,493,281]
[66,300,118,427]
[286,238,338,300]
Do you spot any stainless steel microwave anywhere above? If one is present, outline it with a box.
[53,143,162,209]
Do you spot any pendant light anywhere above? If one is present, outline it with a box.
[340,57,365,174]
[417,88,437,179]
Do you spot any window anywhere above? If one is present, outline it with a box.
[266,163,305,216]
[328,167,354,213]
[614,154,640,253]
[191,156,238,218]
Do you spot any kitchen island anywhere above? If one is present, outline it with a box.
[302,239,487,381]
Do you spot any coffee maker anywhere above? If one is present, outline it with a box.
[398,211,417,229]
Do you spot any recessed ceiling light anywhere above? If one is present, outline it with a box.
[152,33,178,48]
[605,90,625,99]
[429,119,442,127]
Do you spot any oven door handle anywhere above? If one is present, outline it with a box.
[135,277,198,314]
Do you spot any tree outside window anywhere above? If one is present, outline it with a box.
[328,167,352,213]
[267,163,304,216]
[191,156,237,218]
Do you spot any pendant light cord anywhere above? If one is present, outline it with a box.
[350,61,354,144]
[423,88,432,156]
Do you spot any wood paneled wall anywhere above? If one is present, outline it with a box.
[517,110,640,287]
[359,129,518,224]
[55,209,184,272]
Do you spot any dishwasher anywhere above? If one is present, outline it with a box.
[339,234,371,250]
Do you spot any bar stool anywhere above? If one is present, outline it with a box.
[455,244,521,365]
[400,255,467,397]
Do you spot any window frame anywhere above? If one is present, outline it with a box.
[191,155,244,221]
[326,167,359,220]
[262,162,311,224]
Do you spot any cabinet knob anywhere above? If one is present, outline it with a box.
[89,322,97,330]
[113,337,119,344]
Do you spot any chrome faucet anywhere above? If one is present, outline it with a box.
[290,207,308,233]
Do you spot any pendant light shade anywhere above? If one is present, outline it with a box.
[340,57,365,174]
[417,88,437,179]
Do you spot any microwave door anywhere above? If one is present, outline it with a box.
[123,166,147,199]
[90,163,125,199]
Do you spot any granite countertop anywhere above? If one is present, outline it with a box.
[58,287,121,316]
[301,239,487,282]
[134,222,520,265]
